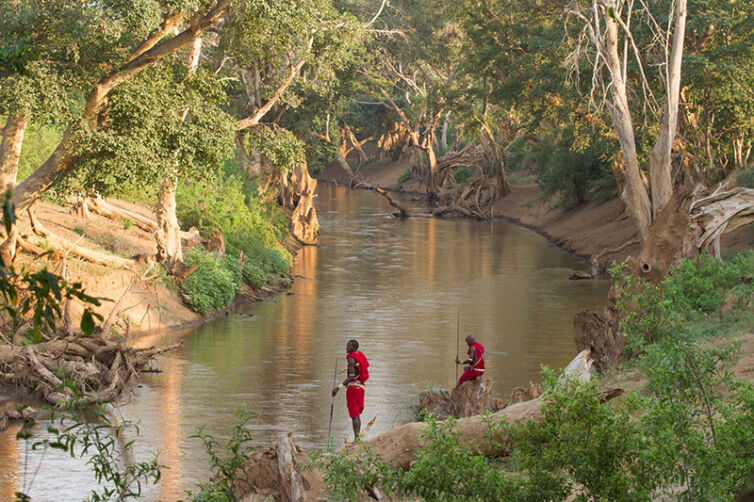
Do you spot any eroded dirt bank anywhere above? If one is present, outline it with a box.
[318,160,754,268]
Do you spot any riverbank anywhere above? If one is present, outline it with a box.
[318,159,754,268]
[10,198,296,337]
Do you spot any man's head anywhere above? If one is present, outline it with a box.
[465,335,475,346]
[346,339,359,353]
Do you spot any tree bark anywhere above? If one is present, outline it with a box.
[441,111,450,152]
[155,176,182,264]
[602,6,652,240]
[479,122,510,196]
[0,112,27,193]
[647,0,687,217]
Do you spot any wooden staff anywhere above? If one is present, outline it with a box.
[455,305,460,381]
[328,358,338,441]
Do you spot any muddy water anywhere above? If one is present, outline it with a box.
[0,184,609,501]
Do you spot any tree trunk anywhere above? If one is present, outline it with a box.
[647,0,687,217]
[0,112,27,193]
[479,123,510,197]
[155,176,182,264]
[441,111,451,152]
[602,8,652,241]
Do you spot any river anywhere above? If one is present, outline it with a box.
[0,184,609,501]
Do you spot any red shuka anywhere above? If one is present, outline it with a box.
[347,351,369,383]
[458,341,485,384]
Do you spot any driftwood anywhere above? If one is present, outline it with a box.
[0,336,183,405]
[85,196,158,232]
[688,184,754,258]
[26,208,133,268]
[373,187,409,218]
[234,351,598,501]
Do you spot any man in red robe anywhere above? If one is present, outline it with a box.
[332,339,369,441]
[456,335,485,386]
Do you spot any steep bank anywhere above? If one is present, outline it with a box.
[12,198,293,337]
[318,160,754,267]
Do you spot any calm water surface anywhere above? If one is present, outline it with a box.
[0,185,609,500]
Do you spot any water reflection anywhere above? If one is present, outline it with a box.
[0,184,609,500]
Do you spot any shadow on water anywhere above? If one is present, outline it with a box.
[0,184,609,500]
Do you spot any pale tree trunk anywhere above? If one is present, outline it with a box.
[441,110,451,152]
[647,0,687,217]
[0,112,27,193]
[479,121,510,197]
[602,7,652,240]
[0,112,27,265]
[154,37,203,265]
[421,110,443,201]
[155,176,182,264]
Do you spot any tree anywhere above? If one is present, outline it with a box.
[0,0,232,215]
[566,0,688,240]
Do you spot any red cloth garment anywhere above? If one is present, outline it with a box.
[458,342,485,384]
[346,384,365,418]
[347,351,369,383]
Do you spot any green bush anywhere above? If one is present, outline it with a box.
[396,168,411,190]
[663,253,748,315]
[181,248,241,314]
[242,262,268,289]
[737,164,754,188]
[226,232,292,280]
[452,164,475,185]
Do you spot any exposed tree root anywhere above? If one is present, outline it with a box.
[0,335,183,405]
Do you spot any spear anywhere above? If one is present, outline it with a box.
[455,305,460,381]
[328,358,338,443]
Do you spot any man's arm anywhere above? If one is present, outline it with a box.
[455,346,475,365]
[332,357,358,396]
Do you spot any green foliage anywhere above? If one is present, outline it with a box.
[177,161,287,249]
[738,165,754,188]
[452,164,476,185]
[16,383,163,501]
[533,131,618,207]
[248,126,306,172]
[180,248,241,315]
[396,168,412,190]
[663,252,752,315]
[64,60,235,197]
[397,417,522,502]
[185,409,258,501]
[511,371,650,501]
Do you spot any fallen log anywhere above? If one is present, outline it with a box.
[0,336,183,405]
[373,187,409,218]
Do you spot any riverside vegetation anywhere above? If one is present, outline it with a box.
[318,252,754,501]
[2,0,754,500]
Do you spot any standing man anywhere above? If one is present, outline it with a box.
[455,335,485,386]
[332,339,370,441]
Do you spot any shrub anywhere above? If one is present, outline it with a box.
[181,248,240,314]
[452,164,475,185]
[242,262,268,289]
[226,232,292,279]
[737,164,754,188]
[397,168,411,190]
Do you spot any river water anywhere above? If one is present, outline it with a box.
[0,184,609,501]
